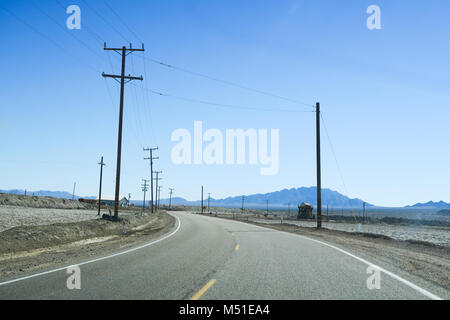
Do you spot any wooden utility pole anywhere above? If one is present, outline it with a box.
[169,188,175,209]
[153,171,162,211]
[97,156,106,216]
[316,102,322,228]
[72,182,76,200]
[241,196,245,214]
[208,193,211,212]
[363,202,366,222]
[103,43,144,219]
[142,179,149,212]
[157,186,162,210]
[201,186,204,214]
[266,199,269,216]
[144,147,158,213]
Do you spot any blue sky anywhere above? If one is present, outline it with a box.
[0,0,449,207]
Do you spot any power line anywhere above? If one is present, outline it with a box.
[104,74,146,155]
[30,0,105,63]
[141,51,158,146]
[51,1,149,151]
[129,55,147,147]
[35,1,149,157]
[103,0,142,43]
[140,86,315,113]
[31,0,144,153]
[97,1,157,145]
[20,0,317,119]
[54,0,104,45]
[141,55,316,108]
[0,4,99,74]
[320,112,348,197]
[46,1,315,118]
[80,0,151,147]
[81,0,130,43]
[101,4,316,113]
[97,3,315,109]
[320,112,358,224]
[55,0,123,69]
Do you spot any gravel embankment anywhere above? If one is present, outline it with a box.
[251,218,450,247]
[0,193,93,209]
[0,211,175,279]
[0,206,99,232]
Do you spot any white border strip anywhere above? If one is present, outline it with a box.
[222,217,444,300]
[0,216,181,287]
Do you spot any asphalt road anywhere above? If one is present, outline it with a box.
[0,211,444,300]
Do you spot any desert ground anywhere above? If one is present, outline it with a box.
[0,193,174,278]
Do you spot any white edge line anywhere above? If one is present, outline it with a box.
[217,216,443,300]
[0,216,181,287]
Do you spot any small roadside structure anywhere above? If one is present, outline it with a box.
[297,202,313,219]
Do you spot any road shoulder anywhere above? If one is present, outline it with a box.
[0,211,175,280]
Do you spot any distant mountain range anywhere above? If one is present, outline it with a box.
[0,189,95,201]
[159,187,372,209]
[0,187,374,208]
[407,201,450,209]
[2,188,448,210]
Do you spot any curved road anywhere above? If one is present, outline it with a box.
[0,211,445,300]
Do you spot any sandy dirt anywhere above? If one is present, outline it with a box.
[0,206,100,232]
[251,218,450,247]
[0,211,175,279]
[0,193,101,232]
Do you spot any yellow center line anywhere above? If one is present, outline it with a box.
[235,244,240,251]
[189,279,216,300]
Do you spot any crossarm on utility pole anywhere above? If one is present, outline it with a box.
[102,73,143,81]
[104,43,144,52]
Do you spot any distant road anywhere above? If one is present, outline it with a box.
[0,212,444,299]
